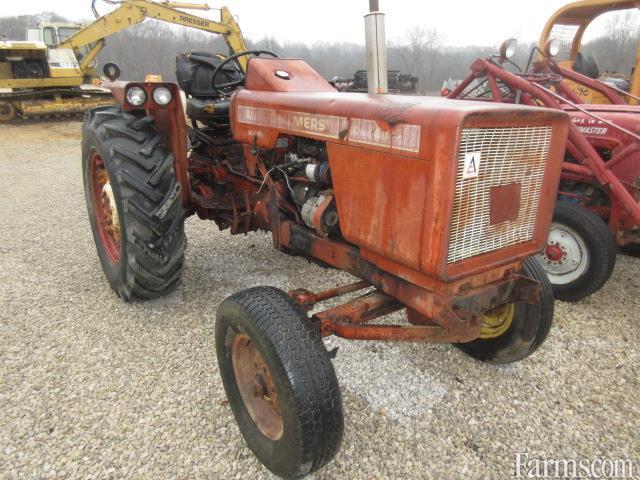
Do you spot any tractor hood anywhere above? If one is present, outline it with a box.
[231,58,571,281]
[232,58,568,161]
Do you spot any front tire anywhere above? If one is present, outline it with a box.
[536,201,616,302]
[457,257,554,364]
[82,106,186,300]
[216,287,343,479]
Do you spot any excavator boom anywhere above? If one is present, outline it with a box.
[61,0,248,71]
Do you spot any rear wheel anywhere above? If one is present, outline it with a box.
[82,105,186,300]
[216,287,343,479]
[457,257,554,364]
[537,201,616,302]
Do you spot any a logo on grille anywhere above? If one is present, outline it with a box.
[463,152,481,179]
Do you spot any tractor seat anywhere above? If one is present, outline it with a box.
[185,97,230,121]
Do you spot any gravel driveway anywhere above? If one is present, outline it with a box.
[1,121,639,479]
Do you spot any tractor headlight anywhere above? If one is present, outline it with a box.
[152,86,172,106]
[545,38,561,58]
[126,86,146,106]
[499,38,518,60]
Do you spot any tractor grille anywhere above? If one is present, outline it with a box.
[447,126,552,264]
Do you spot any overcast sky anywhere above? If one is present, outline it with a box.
[1,0,628,46]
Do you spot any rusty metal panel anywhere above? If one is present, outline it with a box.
[447,125,552,264]
[490,183,522,225]
[327,143,435,273]
[244,58,336,92]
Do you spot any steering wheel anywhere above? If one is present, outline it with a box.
[212,49,278,94]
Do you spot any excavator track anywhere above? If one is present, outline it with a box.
[0,88,114,123]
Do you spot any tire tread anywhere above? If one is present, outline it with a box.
[83,105,186,300]
[217,287,343,478]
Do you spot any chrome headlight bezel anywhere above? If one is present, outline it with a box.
[125,86,147,106]
[499,38,518,61]
[152,86,172,106]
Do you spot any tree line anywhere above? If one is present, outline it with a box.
[1,10,637,94]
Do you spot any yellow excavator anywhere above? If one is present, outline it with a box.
[0,0,247,121]
[539,0,640,104]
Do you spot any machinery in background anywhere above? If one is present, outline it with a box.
[540,0,640,104]
[0,36,111,121]
[0,0,247,121]
[446,37,640,302]
[26,22,85,46]
[332,69,418,93]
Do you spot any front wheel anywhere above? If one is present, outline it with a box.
[457,257,554,364]
[536,201,616,302]
[216,287,343,479]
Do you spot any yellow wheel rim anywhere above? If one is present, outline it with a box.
[480,303,515,339]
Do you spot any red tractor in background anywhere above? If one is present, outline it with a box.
[446,38,640,302]
[82,44,570,480]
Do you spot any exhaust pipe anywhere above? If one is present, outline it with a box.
[364,0,388,94]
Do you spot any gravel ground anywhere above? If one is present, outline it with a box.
[1,120,639,479]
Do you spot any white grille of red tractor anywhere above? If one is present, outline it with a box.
[447,126,553,264]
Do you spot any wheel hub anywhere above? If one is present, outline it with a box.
[544,243,564,262]
[480,303,515,339]
[231,333,283,441]
[537,223,589,285]
[101,182,120,233]
[90,151,121,264]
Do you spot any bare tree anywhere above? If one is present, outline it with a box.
[0,12,69,40]
[389,26,444,94]
[584,11,639,75]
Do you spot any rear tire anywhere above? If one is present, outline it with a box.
[82,105,186,300]
[457,257,554,364]
[537,201,616,302]
[216,287,343,479]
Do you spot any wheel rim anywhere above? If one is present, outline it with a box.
[231,333,284,441]
[537,222,589,285]
[480,303,515,339]
[89,151,121,264]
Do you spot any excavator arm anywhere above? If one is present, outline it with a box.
[60,0,249,73]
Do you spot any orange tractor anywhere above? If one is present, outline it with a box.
[82,12,570,480]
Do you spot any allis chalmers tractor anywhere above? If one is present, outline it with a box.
[446,38,640,302]
[82,29,570,480]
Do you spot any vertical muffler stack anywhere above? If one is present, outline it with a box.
[364,0,388,94]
